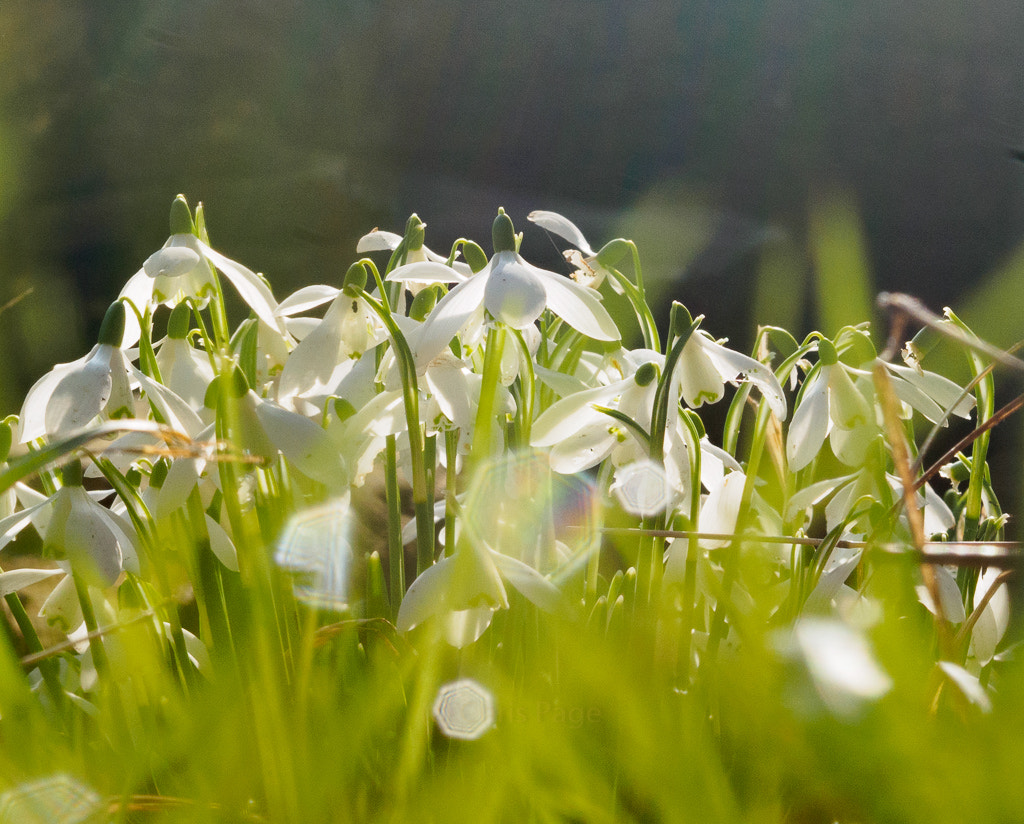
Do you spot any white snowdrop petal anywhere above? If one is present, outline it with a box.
[700,337,788,420]
[0,567,64,597]
[143,246,202,279]
[484,253,548,329]
[276,284,340,316]
[787,370,830,471]
[44,346,115,436]
[196,238,284,334]
[915,565,966,624]
[527,210,596,256]
[356,229,403,253]
[537,267,620,341]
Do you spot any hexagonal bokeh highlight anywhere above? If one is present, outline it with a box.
[610,460,675,517]
[432,678,496,741]
[0,774,102,824]
[275,498,354,609]
[462,450,600,574]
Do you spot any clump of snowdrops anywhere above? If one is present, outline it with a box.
[0,196,1020,823]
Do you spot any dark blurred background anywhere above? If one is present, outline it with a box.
[2,0,1023,493]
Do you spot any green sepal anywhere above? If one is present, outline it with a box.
[492,208,516,254]
[61,458,84,488]
[204,365,249,410]
[634,361,659,387]
[409,286,438,321]
[404,214,426,251]
[97,301,126,347]
[0,418,12,464]
[343,262,368,296]
[332,397,357,423]
[669,301,694,340]
[167,302,192,340]
[461,240,488,273]
[817,337,839,365]
[170,194,196,236]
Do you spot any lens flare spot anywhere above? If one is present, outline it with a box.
[432,678,496,740]
[465,451,600,573]
[611,460,675,516]
[275,497,354,609]
[0,774,102,824]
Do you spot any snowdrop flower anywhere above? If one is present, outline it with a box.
[675,328,787,420]
[387,209,620,368]
[155,303,216,420]
[396,513,565,647]
[532,348,742,494]
[968,566,1011,666]
[527,209,627,291]
[879,359,975,424]
[41,461,139,586]
[210,367,349,489]
[19,302,133,443]
[119,195,286,346]
[786,340,876,472]
[276,287,385,409]
[778,618,893,718]
[788,339,976,472]
[357,213,473,295]
[532,357,662,475]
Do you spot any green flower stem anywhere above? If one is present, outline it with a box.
[605,260,660,353]
[649,317,700,465]
[705,399,773,667]
[356,287,434,576]
[92,455,193,685]
[123,299,162,382]
[470,323,508,470]
[3,591,65,709]
[675,408,704,686]
[444,428,460,558]
[509,328,536,447]
[946,311,995,536]
[384,435,405,619]
[185,487,236,663]
[635,314,699,606]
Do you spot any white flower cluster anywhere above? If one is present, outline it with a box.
[0,197,1004,682]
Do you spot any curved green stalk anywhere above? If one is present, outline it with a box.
[356,285,434,576]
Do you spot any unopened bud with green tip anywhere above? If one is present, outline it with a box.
[410,286,438,321]
[169,194,196,236]
[596,238,631,269]
[634,361,659,387]
[904,324,941,366]
[405,214,426,251]
[669,301,694,338]
[98,301,127,347]
[166,302,192,340]
[817,338,839,366]
[342,262,368,296]
[61,458,84,488]
[204,365,250,409]
[492,208,517,254]
[461,240,488,273]
[0,417,12,463]
[332,397,357,423]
